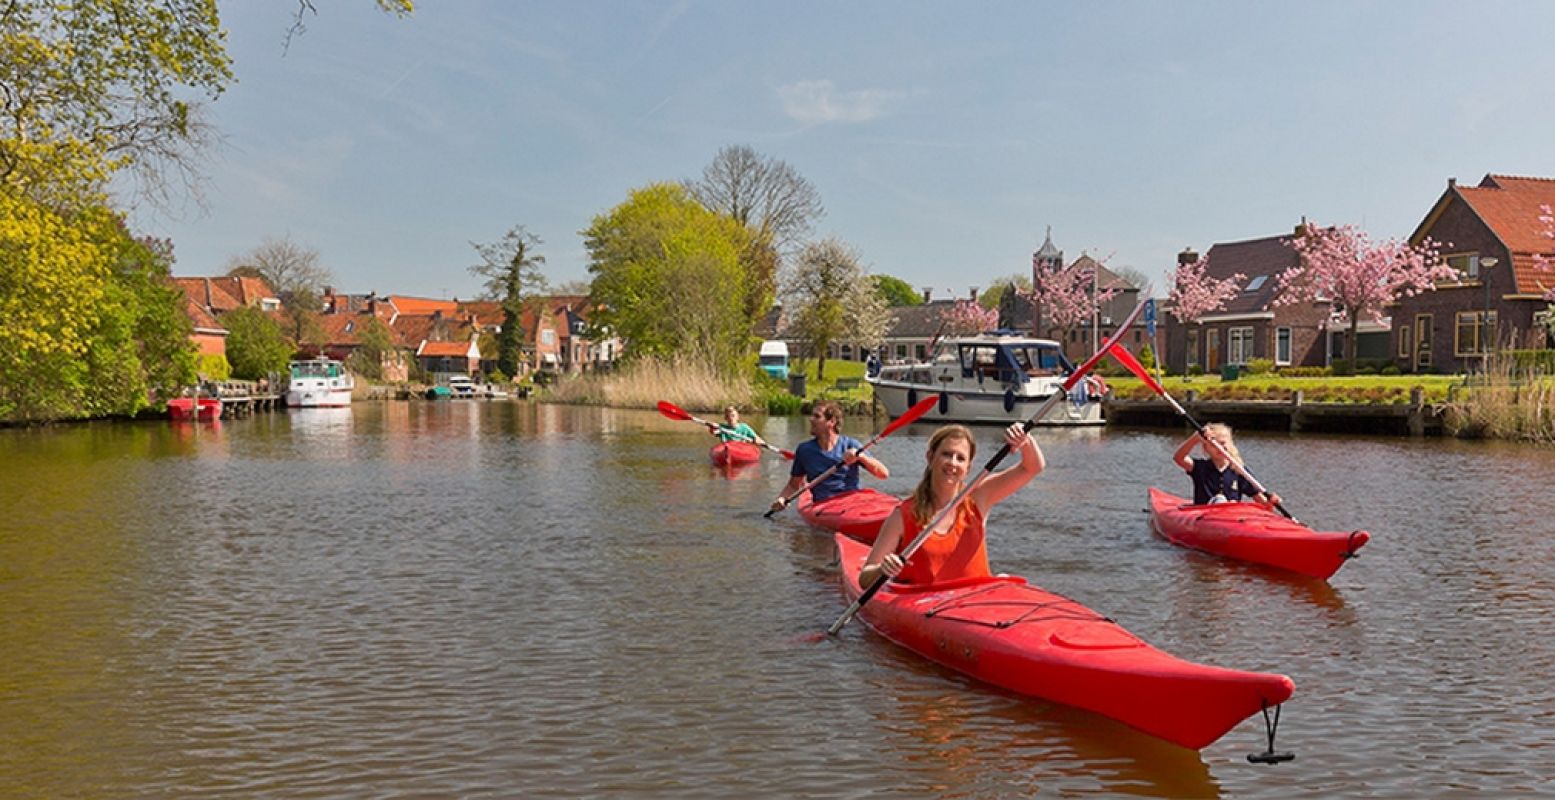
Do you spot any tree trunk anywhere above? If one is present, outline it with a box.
[1347,316,1360,370]
[817,351,828,380]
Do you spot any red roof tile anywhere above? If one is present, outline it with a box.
[418,340,475,357]
[387,295,459,316]
[1455,174,1555,294]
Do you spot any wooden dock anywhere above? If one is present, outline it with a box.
[209,380,284,416]
[1103,387,1445,437]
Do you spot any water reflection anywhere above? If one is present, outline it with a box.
[4,404,1555,797]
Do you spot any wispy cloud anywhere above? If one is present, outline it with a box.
[777,79,906,125]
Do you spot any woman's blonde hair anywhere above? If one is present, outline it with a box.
[1202,422,1241,462]
[909,425,976,526]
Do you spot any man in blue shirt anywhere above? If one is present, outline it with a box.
[770,401,889,511]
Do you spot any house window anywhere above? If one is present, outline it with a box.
[915,344,927,360]
[1228,326,1255,365]
[841,344,853,361]
[541,329,555,345]
[895,344,907,360]
[1444,253,1481,280]
[1397,325,1410,358]
[1275,327,1292,365]
[1454,310,1497,356]
[1243,275,1268,293]
[261,298,280,311]
[1186,329,1200,368]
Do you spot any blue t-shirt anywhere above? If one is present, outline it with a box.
[791,434,865,502]
[1187,457,1255,505]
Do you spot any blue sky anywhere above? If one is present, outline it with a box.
[134,1,1555,301]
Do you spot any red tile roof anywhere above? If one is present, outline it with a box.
[1453,175,1555,294]
[418,340,475,357]
[387,295,459,316]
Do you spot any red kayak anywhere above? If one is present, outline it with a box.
[797,489,898,544]
[835,534,1295,750]
[710,441,761,466]
[1148,488,1369,580]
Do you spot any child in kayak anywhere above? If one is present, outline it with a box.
[707,405,766,447]
[858,422,1043,587]
[770,401,889,510]
[1172,423,1281,508]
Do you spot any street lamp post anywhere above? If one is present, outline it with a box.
[1480,256,1499,366]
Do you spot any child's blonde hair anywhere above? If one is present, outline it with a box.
[1201,422,1242,462]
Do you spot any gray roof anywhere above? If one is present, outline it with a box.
[1201,233,1302,314]
[884,300,958,338]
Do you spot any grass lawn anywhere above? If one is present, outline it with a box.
[1107,373,1462,404]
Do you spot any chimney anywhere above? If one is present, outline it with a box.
[1294,215,1309,237]
[1448,177,1457,189]
[922,287,932,303]
[1178,248,1199,267]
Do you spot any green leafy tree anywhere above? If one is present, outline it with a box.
[470,225,547,377]
[283,287,328,351]
[979,274,1032,311]
[0,194,195,421]
[223,306,293,381]
[873,274,922,307]
[585,183,755,373]
[785,238,893,380]
[345,315,396,382]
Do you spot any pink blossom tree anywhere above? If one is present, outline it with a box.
[1277,222,1455,367]
[940,298,1000,336]
[1167,256,1244,324]
[1020,255,1116,344]
[1534,204,1555,301]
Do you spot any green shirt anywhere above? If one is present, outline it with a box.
[715,422,759,443]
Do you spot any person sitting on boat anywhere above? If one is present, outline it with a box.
[859,422,1043,587]
[1172,423,1281,508]
[769,401,889,511]
[707,405,766,447]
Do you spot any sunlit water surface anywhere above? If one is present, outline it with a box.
[2,401,1553,798]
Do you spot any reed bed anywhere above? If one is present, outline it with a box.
[1444,355,1555,443]
[543,356,754,413]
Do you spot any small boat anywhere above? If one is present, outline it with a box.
[835,533,1296,750]
[798,489,900,544]
[425,385,451,400]
[286,357,354,408]
[868,331,1106,425]
[710,441,762,466]
[1147,488,1370,580]
[168,396,221,421]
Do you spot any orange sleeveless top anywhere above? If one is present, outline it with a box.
[893,496,992,585]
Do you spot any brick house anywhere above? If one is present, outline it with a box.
[1393,174,1555,373]
[173,275,283,364]
[415,339,481,376]
[1161,227,1331,374]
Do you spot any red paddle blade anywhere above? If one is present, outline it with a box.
[881,393,939,435]
[656,400,694,422]
[1061,298,1148,391]
[780,449,795,460]
[1109,345,1163,394]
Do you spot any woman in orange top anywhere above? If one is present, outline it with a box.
[859,422,1045,587]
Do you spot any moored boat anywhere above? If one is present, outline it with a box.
[1147,488,1370,580]
[868,331,1106,425]
[797,489,898,544]
[710,441,762,466]
[286,357,354,408]
[168,396,221,421]
[835,533,1295,750]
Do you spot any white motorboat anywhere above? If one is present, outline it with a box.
[285,357,355,408]
[867,332,1106,425]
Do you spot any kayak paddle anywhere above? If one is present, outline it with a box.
[655,401,794,460]
[828,298,1149,636]
[765,392,940,519]
[1106,344,1296,521]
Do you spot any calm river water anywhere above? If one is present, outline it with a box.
[2,401,1553,798]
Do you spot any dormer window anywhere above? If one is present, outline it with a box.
[345,321,355,333]
[1243,275,1268,293]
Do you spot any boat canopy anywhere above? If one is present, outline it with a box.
[290,359,343,379]
[956,340,1075,385]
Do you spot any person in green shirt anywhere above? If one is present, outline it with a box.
[707,405,766,447]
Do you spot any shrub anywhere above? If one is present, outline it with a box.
[1244,358,1275,375]
[765,392,804,415]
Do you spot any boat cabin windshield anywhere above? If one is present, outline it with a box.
[290,360,341,380]
[958,341,1073,383]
